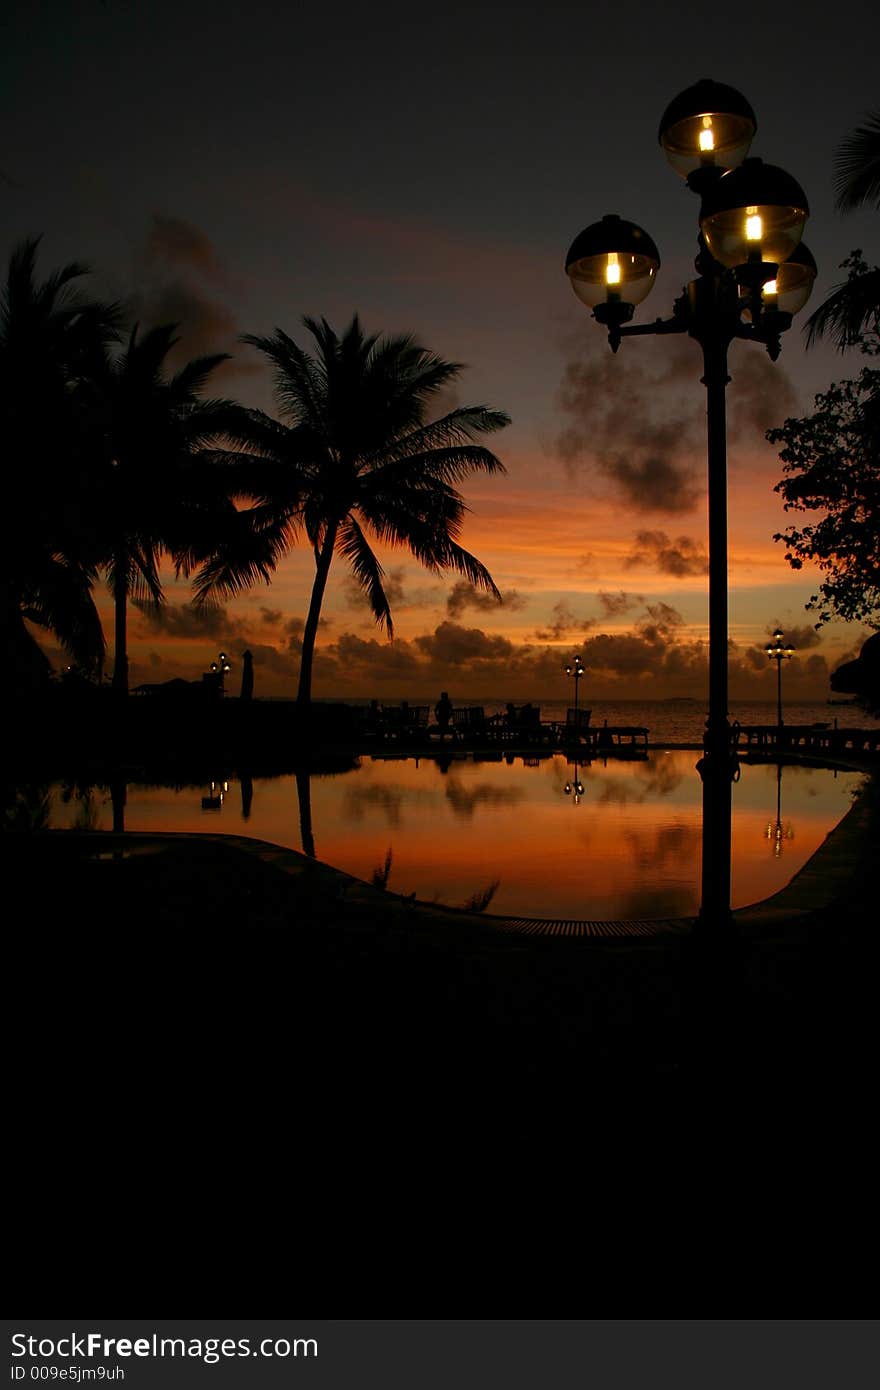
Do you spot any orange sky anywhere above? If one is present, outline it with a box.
[65,422,868,705]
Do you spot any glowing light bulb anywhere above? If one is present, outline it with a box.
[745,207,763,242]
[699,116,714,152]
[605,253,621,285]
[763,278,778,296]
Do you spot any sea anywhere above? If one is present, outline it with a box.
[315,697,872,745]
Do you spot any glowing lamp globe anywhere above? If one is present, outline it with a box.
[766,242,817,315]
[565,214,660,316]
[659,79,757,183]
[699,157,809,269]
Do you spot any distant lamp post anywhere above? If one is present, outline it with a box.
[565,78,813,929]
[209,650,232,694]
[565,654,586,729]
[766,629,795,726]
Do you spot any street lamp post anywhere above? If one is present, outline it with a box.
[766,628,795,727]
[208,650,232,694]
[565,79,814,929]
[565,653,585,729]
[563,655,587,802]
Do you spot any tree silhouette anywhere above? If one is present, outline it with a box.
[1,238,120,693]
[204,315,509,711]
[834,110,880,213]
[90,323,246,695]
[774,111,880,624]
[806,110,880,352]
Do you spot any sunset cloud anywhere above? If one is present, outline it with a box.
[555,333,796,515]
[597,590,643,617]
[533,601,596,642]
[625,530,708,578]
[131,214,258,378]
[446,581,526,618]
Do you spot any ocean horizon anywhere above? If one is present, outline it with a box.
[303,696,872,745]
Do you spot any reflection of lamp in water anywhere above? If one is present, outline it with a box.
[766,628,795,727]
[764,762,794,855]
[566,80,811,930]
[201,779,228,811]
[563,760,585,804]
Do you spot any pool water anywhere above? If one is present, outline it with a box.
[50,751,862,920]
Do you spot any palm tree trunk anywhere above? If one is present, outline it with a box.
[296,769,315,857]
[296,523,338,712]
[112,552,128,697]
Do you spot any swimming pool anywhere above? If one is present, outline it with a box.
[49,751,862,920]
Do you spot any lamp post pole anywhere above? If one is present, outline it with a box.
[766,628,795,728]
[564,80,814,930]
[565,653,585,728]
[564,654,586,802]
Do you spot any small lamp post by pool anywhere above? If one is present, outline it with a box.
[565,79,814,929]
[563,655,586,802]
[766,629,795,727]
[209,651,232,694]
[565,654,586,727]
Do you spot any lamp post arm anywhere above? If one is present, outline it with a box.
[609,315,689,352]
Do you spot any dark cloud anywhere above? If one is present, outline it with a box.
[768,622,822,651]
[636,601,685,641]
[259,607,284,625]
[625,530,708,577]
[556,333,796,514]
[533,601,595,642]
[122,605,837,701]
[415,622,514,665]
[130,214,258,378]
[135,600,236,639]
[727,340,797,438]
[446,581,526,618]
[343,567,408,612]
[146,215,227,282]
[597,590,642,617]
[556,335,703,513]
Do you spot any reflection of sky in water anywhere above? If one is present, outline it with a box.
[49,753,862,921]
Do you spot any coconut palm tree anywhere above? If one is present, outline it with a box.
[1,238,120,693]
[200,315,510,711]
[90,322,250,695]
[806,111,880,351]
[834,110,880,213]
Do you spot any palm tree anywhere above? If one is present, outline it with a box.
[201,315,510,711]
[1,238,119,692]
[834,110,880,213]
[90,323,249,695]
[806,111,880,351]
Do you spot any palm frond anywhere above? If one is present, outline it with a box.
[242,328,328,427]
[20,557,105,672]
[169,353,232,399]
[805,267,880,350]
[834,111,880,212]
[337,516,393,635]
[190,507,293,602]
